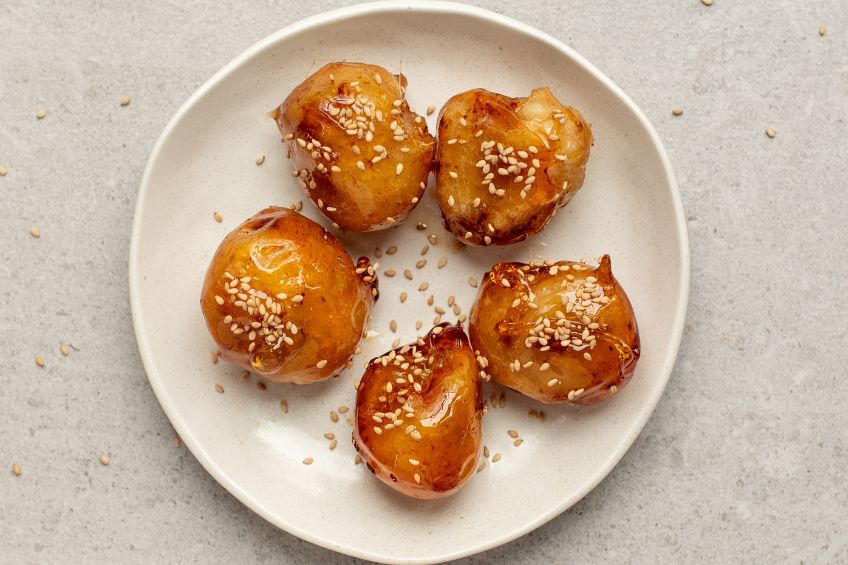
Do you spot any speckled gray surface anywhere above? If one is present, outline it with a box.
[2,0,847,563]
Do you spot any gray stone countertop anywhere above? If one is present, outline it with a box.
[1,1,846,563]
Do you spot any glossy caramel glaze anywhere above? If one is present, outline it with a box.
[273,62,435,232]
[353,323,483,499]
[469,256,639,404]
[200,207,378,384]
[435,87,592,246]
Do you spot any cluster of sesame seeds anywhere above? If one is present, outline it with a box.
[367,339,436,441]
[217,271,304,358]
[475,139,541,200]
[500,262,610,375]
[291,133,337,180]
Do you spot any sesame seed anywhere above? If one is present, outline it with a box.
[329,439,337,450]
[583,352,592,361]
[330,411,339,423]
[59,344,70,356]
[432,326,443,335]
[391,338,400,348]
[390,320,398,332]
[386,245,398,255]
[420,245,429,256]
[416,259,426,269]
[507,429,519,438]
[514,439,524,447]
[303,457,313,465]
[547,378,558,387]
[214,295,224,305]
[255,154,266,166]
[374,73,383,84]
[356,161,365,170]
[373,426,383,435]
[210,351,219,364]
[492,453,502,462]
[36,110,47,119]
[418,282,429,291]
[280,400,289,413]
[214,384,224,393]
[448,195,455,207]
[120,96,131,106]
[437,257,447,269]
[819,25,826,37]
[701,0,713,5]
[256,381,266,391]
[30,226,41,238]
[448,171,458,179]
[468,277,478,288]
[404,269,413,280]
[400,292,408,303]
[316,359,328,369]
[99,454,110,466]
[0,166,7,176]
[396,163,404,175]
[672,108,684,116]
[408,458,420,465]
[12,463,21,476]
[35,356,45,367]
[415,320,423,330]
[213,211,223,222]
[384,269,396,277]
[765,128,777,138]
[540,362,551,371]
[338,405,349,414]
[354,454,362,465]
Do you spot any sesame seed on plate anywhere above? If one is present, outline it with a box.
[214,384,224,393]
[303,457,313,465]
[35,356,45,367]
[30,226,41,238]
[99,454,110,466]
[36,110,47,119]
[492,453,502,462]
[12,463,22,476]
[120,96,131,106]
[255,154,266,166]
[213,211,223,222]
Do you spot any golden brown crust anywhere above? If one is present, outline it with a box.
[200,207,377,384]
[353,323,483,499]
[469,255,639,404]
[273,62,435,232]
[435,87,592,246]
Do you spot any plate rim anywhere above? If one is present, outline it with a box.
[128,1,691,563]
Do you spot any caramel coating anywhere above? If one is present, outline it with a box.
[435,87,592,246]
[200,207,378,384]
[469,256,639,404]
[353,324,483,499]
[273,62,435,232]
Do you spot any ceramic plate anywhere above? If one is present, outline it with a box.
[129,2,689,563]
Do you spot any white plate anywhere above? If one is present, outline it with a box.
[129,2,689,563]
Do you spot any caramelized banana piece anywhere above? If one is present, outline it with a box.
[436,87,592,246]
[469,256,639,404]
[353,324,483,499]
[200,207,378,384]
[273,62,435,231]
